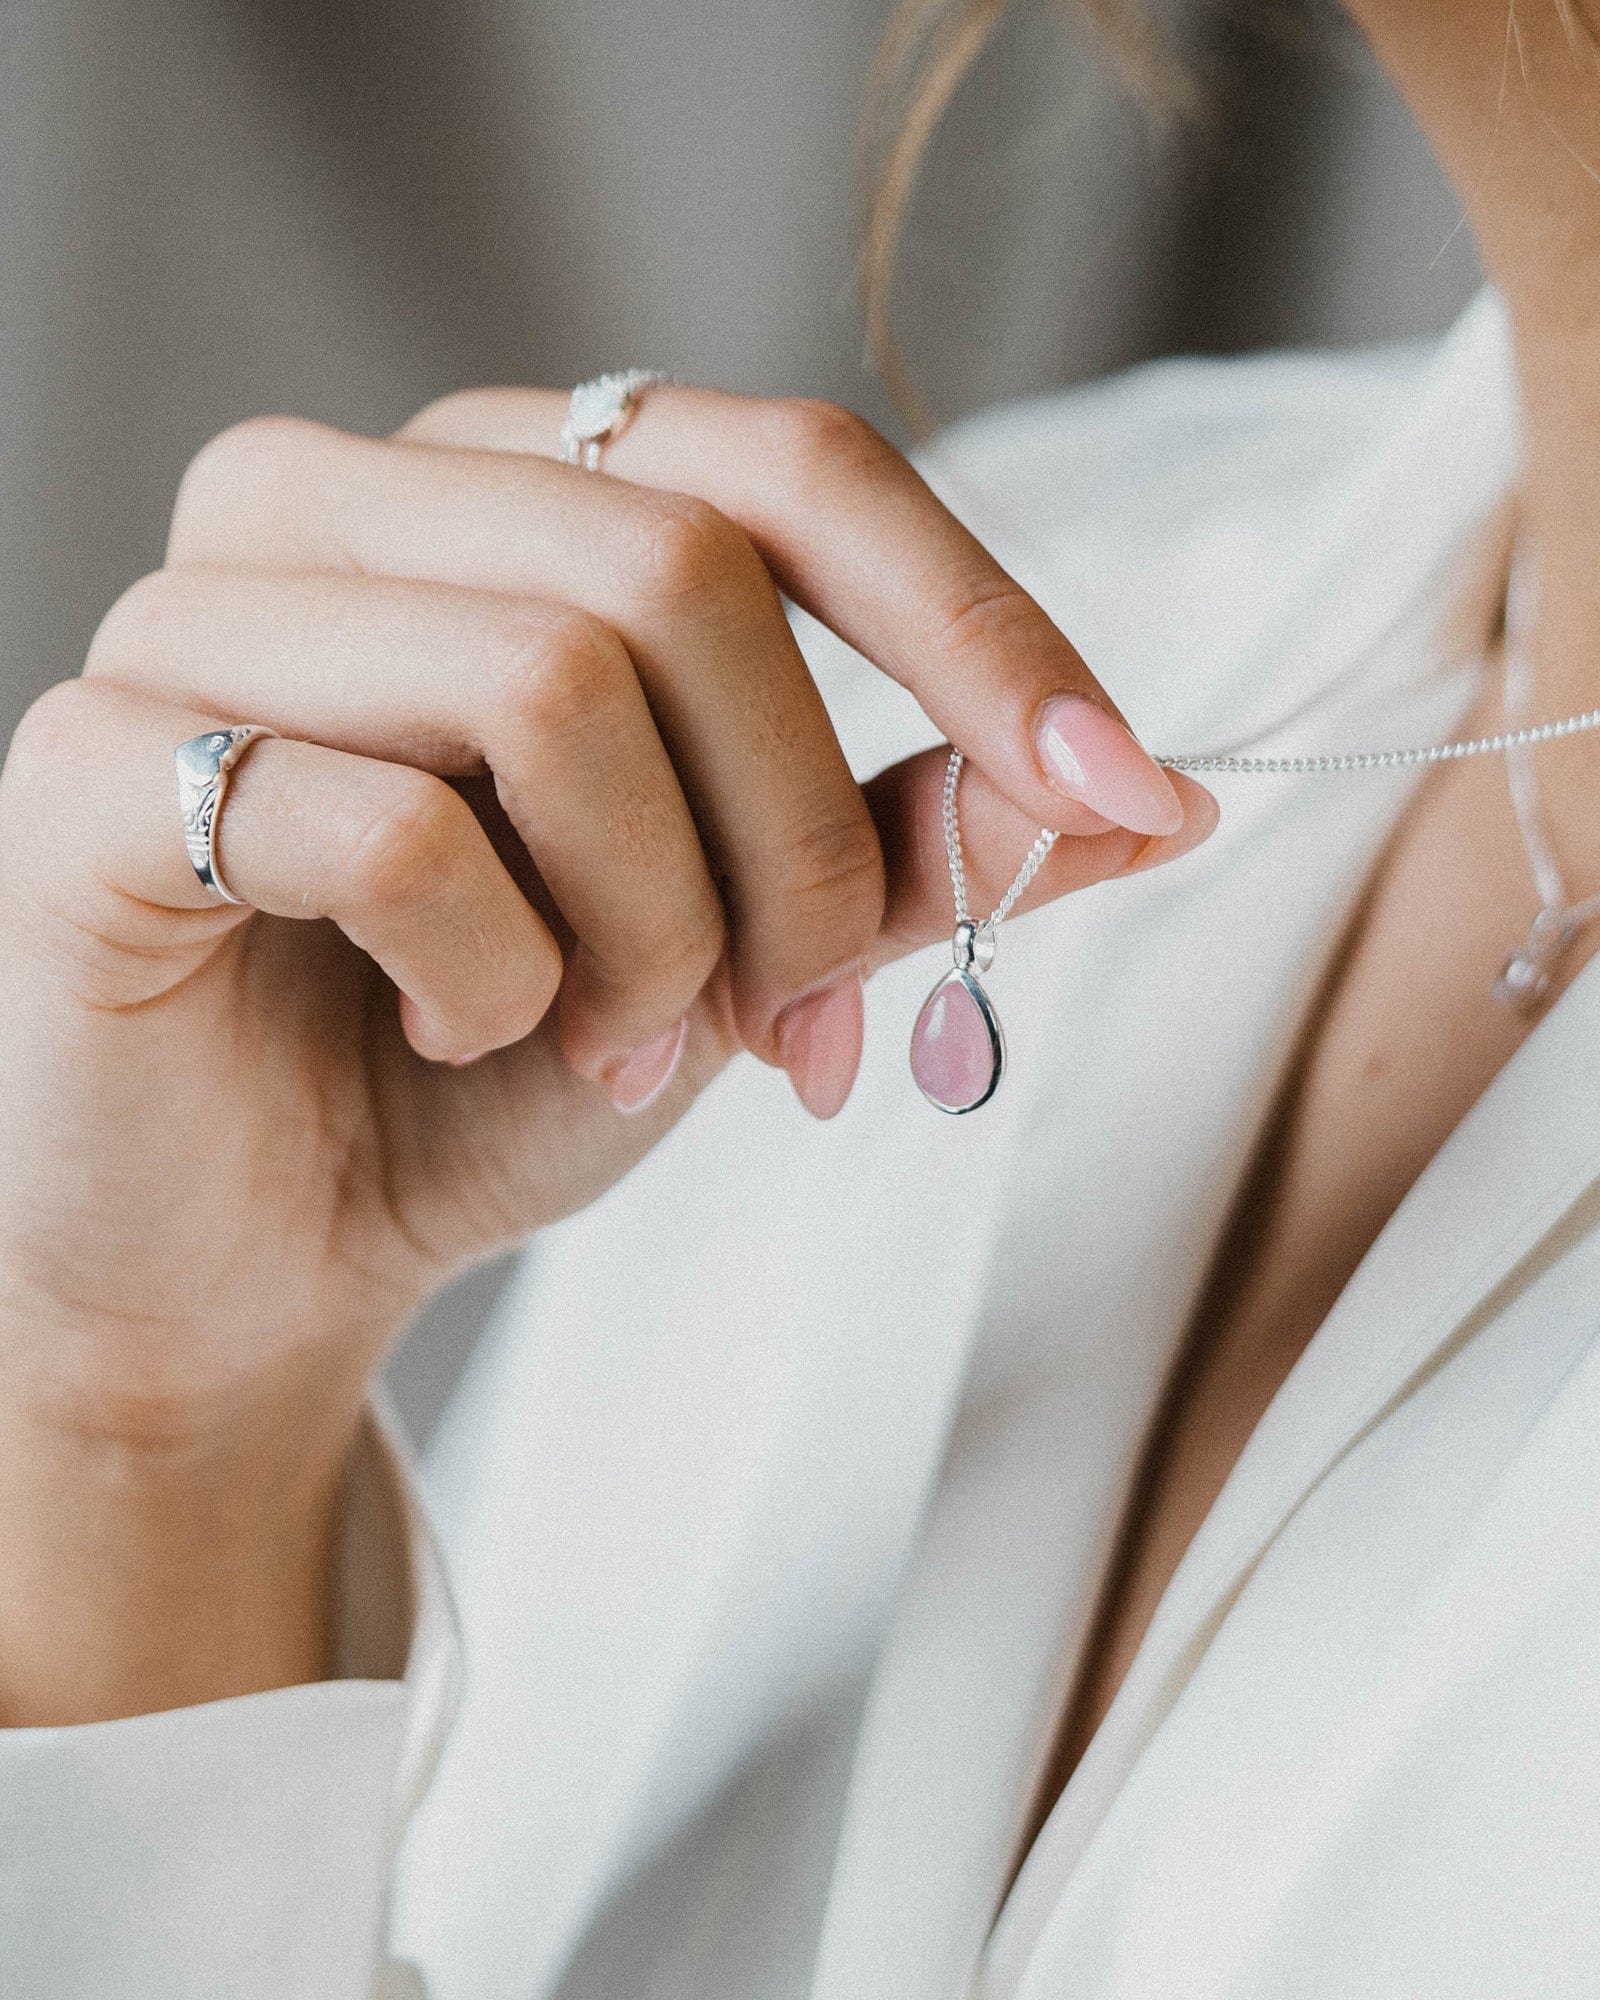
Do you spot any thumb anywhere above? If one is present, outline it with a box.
[861,743,1218,973]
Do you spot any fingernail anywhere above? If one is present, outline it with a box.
[1035,694,1183,836]
[602,1016,688,1115]
[776,972,864,1121]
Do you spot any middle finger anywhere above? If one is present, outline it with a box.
[166,420,887,1057]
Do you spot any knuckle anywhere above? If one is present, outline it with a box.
[2,679,101,803]
[932,576,1041,665]
[346,770,466,909]
[176,414,325,503]
[633,496,754,610]
[778,810,886,947]
[168,414,335,556]
[83,569,179,678]
[484,605,626,741]
[765,398,891,490]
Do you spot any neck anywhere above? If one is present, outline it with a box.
[1351,0,1600,711]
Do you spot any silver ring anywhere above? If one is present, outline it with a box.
[175,726,279,904]
[559,369,670,471]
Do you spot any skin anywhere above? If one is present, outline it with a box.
[1036,0,1600,1818]
[0,392,1212,1726]
[0,1,1586,1824]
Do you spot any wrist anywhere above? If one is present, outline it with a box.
[0,1343,368,1727]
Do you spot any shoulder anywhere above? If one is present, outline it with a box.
[926,338,1431,552]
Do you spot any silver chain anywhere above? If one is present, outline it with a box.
[942,705,1600,941]
[942,750,1060,931]
[1155,707,1600,775]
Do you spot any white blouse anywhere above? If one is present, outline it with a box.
[10,290,1599,2000]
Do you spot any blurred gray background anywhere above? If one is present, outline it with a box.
[0,0,1480,1427]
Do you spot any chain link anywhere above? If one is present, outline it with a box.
[1155,707,1600,775]
[942,706,1600,943]
[943,750,1059,933]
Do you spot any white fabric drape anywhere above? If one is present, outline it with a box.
[20,294,1600,2000]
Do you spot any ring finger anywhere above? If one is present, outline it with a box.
[84,569,728,1084]
[4,678,563,1068]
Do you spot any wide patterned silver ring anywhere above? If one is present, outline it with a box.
[558,369,670,470]
[174,726,279,904]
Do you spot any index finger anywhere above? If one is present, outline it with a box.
[399,386,1187,838]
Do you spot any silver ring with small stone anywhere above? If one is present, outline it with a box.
[174,726,279,904]
[559,370,670,471]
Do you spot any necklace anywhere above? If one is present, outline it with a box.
[911,702,1600,1115]
[1492,565,1600,1012]
[908,751,1060,1113]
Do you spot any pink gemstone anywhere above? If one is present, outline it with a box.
[910,971,1002,1113]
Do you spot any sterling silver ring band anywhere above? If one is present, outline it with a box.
[559,369,670,470]
[175,726,279,904]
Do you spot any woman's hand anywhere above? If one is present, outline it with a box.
[0,386,1215,1722]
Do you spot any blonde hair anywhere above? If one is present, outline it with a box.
[856,0,1199,431]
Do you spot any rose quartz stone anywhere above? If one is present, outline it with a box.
[910,973,999,1112]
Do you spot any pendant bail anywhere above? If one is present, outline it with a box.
[953,919,996,974]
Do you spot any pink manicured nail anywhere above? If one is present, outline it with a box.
[1035,694,1182,836]
[777,972,864,1121]
[603,1016,688,1115]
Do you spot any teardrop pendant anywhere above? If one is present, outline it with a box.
[910,920,1005,1114]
